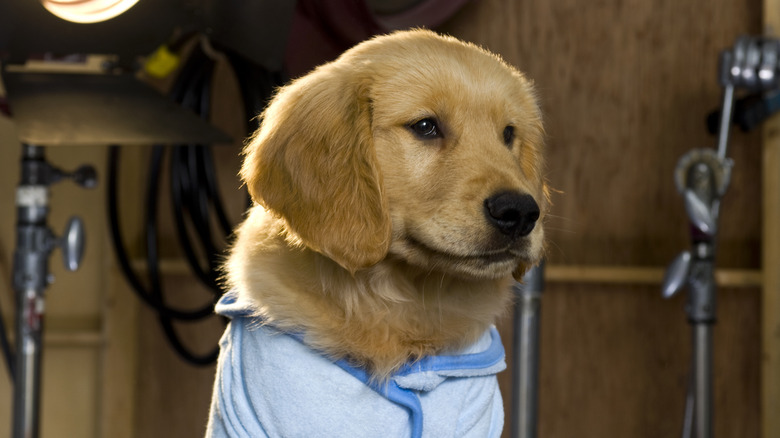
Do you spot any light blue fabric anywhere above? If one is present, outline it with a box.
[206,291,506,438]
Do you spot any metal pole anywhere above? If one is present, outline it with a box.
[693,324,713,438]
[13,289,44,438]
[511,262,544,438]
[688,248,716,438]
[665,143,723,438]
[12,144,50,438]
[715,84,735,160]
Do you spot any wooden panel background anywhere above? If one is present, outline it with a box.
[127,0,766,437]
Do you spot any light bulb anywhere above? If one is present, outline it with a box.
[41,0,140,24]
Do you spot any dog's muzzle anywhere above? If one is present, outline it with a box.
[483,191,540,239]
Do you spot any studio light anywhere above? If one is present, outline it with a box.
[41,0,140,24]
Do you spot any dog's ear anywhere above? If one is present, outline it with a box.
[241,66,391,273]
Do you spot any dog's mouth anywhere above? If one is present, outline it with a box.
[398,234,525,279]
[406,235,517,262]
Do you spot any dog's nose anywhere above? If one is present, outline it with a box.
[484,192,540,237]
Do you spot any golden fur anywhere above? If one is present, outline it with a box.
[224,29,548,379]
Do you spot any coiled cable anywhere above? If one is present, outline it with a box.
[108,39,226,365]
[108,34,282,366]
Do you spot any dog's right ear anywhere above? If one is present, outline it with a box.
[241,64,391,273]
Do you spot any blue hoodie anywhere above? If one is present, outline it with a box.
[206,291,506,437]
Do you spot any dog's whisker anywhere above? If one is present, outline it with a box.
[542,240,568,262]
[545,227,577,234]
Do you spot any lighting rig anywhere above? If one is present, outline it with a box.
[662,35,780,438]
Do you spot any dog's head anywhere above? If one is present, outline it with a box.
[242,29,547,280]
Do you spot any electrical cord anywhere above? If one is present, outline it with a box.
[145,143,220,365]
[200,145,234,237]
[107,45,220,312]
[108,145,216,321]
[170,144,231,289]
[170,147,220,289]
[107,35,282,366]
[169,55,224,290]
[107,44,225,366]
[156,44,226,364]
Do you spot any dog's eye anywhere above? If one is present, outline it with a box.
[503,125,515,147]
[409,118,442,139]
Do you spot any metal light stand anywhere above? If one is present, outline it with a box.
[662,35,780,438]
[11,144,95,438]
[511,262,545,438]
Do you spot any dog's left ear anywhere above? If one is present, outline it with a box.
[241,65,391,273]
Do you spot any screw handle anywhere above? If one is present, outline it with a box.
[60,216,85,272]
[70,165,97,189]
[662,250,692,299]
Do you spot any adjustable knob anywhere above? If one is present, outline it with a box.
[60,216,85,272]
[69,165,97,189]
[683,189,716,236]
[662,250,692,299]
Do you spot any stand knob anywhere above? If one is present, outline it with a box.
[71,165,97,189]
[662,250,692,298]
[683,189,716,236]
[60,216,85,272]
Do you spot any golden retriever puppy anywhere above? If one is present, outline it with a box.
[207,29,547,438]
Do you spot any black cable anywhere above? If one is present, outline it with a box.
[189,58,220,256]
[182,145,218,263]
[107,145,215,320]
[105,42,223,325]
[158,316,219,365]
[151,45,227,365]
[145,147,164,291]
[145,144,219,365]
[169,55,224,289]
[170,146,220,289]
[200,145,233,237]
[106,36,283,366]
[189,55,231,238]
[169,44,211,104]
[0,295,14,380]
